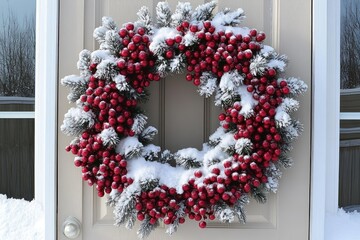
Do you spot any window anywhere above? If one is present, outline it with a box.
[339,0,360,209]
[0,0,36,201]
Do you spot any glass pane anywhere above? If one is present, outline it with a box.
[340,0,360,112]
[0,119,34,200]
[0,0,36,111]
[339,120,360,207]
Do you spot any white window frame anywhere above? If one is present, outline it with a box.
[311,0,341,239]
[35,0,340,239]
[34,0,58,239]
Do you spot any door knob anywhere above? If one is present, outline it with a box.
[62,216,81,239]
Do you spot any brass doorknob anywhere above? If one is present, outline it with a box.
[62,216,81,239]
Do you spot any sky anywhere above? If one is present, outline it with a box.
[0,0,35,24]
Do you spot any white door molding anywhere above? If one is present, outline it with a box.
[311,0,340,239]
[34,0,58,239]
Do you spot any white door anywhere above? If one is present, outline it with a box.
[58,0,311,239]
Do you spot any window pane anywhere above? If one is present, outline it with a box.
[0,0,36,111]
[340,0,360,112]
[0,0,35,200]
[0,119,34,201]
[339,120,360,207]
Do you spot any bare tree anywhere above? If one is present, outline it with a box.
[0,11,35,97]
[341,1,360,89]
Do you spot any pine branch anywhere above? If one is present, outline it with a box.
[93,58,118,81]
[214,201,235,223]
[131,114,148,135]
[156,2,172,27]
[191,1,217,22]
[61,108,95,136]
[140,179,159,192]
[174,148,203,169]
[77,49,92,76]
[233,195,249,224]
[113,185,139,226]
[61,75,88,102]
[198,72,218,98]
[286,77,308,96]
[100,127,120,147]
[136,6,153,34]
[278,155,293,169]
[171,2,192,27]
[139,126,158,145]
[159,150,174,164]
[125,210,137,230]
[213,8,245,26]
[137,216,159,240]
[235,138,253,155]
[251,188,267,204]
[116,137,143,159]
[142,144,161,162]
[166,202,186,235]
[102,30,122,55]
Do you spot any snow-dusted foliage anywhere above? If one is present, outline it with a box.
[61,108,95,136]
[100,127,119,147]
[171,2,192,27]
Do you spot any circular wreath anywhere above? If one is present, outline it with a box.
[61,2,307,238]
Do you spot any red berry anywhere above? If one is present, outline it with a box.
[199,221,207,228]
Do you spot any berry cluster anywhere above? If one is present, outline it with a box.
[161,20,265,86]
[117,23,160,93]
[65,131,133,197]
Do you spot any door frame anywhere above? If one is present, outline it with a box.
[35,0,336,239]
[34,0,58,239]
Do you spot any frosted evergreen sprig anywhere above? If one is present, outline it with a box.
[137,216,159,240]
[191,1,217,22]
[212,7,245,26]
[136,6,153,34]
[214,201,235,223]
[156,2,172,27]
[166,203,186,235]
[171,2,192,27]
[286,77,308,96]
[139,126,158,145]
[77,49,92,76]
[100,127,120,147]
[198,72,218,97]
[113,185,138,227]
[61,108,95,136]
[132,114,148,135]
[174,149,203,169]
[102,30,122,54]
[233,195,249,224]
[61,75,88,102]
[159,150,174,164]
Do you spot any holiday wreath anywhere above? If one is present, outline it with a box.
[61,2,307,238]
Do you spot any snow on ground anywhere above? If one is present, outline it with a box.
[1,192,360,239]
[325,209,360,240]
[0,194,44,240]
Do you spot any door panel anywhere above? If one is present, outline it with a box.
[58,0,311,239]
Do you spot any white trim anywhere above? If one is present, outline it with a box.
[0,112,35,119]
[340,139,360,147]
[311,0,340,239]
[34,0,58,239]
[0,96,35,104]
[340,112,360,120]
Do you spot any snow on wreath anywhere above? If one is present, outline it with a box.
[61,1,307,238]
